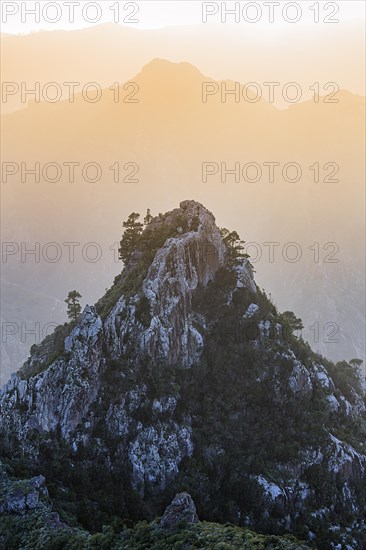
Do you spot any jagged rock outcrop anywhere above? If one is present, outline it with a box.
[0,305,105,442]
[159,492,199,529]
[105,200,228,367]
[0,200,365,547]
[0,201,235,489]
[0,463,48,515]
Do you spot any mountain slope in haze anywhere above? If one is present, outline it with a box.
[1,58,365,383]
[1,20,364,113]
[0,280,65,385]
[0,201,365,549]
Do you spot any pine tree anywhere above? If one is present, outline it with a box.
[220,228,247,265]
[349,358,363,369]
[144,208,153,226]
[280,311,304,336]
[349,358,363,379]
[118,212,143,264]
[65,290,82,322]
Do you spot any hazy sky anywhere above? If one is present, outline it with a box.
[1,0,364,33]
[1,0,365,380]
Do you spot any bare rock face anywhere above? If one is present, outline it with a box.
[159,492,199,529]
[128,424,193,496]
[0,305,105,442]
[104,199,236,368]
[141,201,225,366]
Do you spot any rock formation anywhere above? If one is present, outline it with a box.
[159,492,199,529]
[0,201,365,547]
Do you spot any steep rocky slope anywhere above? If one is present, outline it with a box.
[0,201,365,548]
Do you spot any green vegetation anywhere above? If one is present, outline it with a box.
[327,359,364,402]
[0,505,308,550]
[18,322,74,380]
[0,459,309,549]
[220,227,249,266]
[143,208,153,226]
[279,310,304,338]
[65,290,82,322]
[135,295,152,327]
[96,211,200,319]
[118,521,308,549]
[118,212,144,264]
[17,291,81,380]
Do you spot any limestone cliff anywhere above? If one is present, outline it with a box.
[0,201,365,548]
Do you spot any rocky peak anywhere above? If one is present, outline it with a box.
[0,201,365,547]
[139,201,226,365]
[105,200,255,367]
[145,199,226,289]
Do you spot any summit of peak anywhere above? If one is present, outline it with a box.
[143,200,217,241]
[135,59,209,88]
[140,58,204,76]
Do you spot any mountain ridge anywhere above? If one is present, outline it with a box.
[2,57,365,118]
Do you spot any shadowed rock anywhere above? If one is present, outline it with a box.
[160,492,199,529]
[0,464,48,515]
